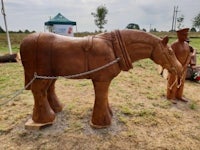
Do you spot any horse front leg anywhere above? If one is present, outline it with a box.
[47,79,63,113]
[31,79,55,123]
[91,80,112,128]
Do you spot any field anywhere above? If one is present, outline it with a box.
[0,32,200,150]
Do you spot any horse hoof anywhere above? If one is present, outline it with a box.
[32,109,56,124]
[89,121,111,129]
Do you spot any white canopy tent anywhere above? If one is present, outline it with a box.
[45,13,77,36]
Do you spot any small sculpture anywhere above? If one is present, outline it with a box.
[185,38,200,81]
[167,28,191,103]
[20,30,182,128]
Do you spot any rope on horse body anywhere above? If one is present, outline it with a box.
[0,57,120,106]
[35,57,120,79]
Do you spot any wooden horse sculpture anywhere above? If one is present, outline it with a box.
[20,29,182,128]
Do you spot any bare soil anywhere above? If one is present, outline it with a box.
[0,60,200,150]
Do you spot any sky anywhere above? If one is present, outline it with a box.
[0,0,200,32]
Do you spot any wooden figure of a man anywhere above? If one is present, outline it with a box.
[167,28,192,103]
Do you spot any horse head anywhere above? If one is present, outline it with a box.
[151,36,182,76]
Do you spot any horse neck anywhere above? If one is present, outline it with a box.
[121,30,159,62]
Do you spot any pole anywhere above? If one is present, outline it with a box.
[174,6,178,31]
[1,0,12,54]
[171,6,175,31]
[149,24,151,32]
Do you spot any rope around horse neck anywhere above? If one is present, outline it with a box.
[0,57,120,106]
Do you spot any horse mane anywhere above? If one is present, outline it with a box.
[119,29,161,46]
[94,32,113,41]
[95,29,161,47]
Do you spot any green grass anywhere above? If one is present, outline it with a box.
[189,101,198,110]
[0,63,24,96]
[0,33,28,54]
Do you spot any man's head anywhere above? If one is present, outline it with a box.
[176,28,189,42]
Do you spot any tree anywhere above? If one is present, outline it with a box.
[25,29,30,33]
[91,5,108,32]
[18,30,23,33]
[190,27,196,32]
[193,12,200,31]
[142,28,146,32]
[0,26,5,33]
[177,14,184,29]
[126,23,140,30]
[150,28,158,32]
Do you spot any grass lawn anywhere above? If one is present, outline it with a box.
[0,32,200,149]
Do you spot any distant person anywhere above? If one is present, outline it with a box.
[167,28,192,104]
[186,38,197,68]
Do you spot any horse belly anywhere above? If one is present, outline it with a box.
[52,47,86,77]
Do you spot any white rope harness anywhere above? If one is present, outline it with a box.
[168,74,184,90]
[35,57,120,79]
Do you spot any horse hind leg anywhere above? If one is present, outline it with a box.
[47,79,63,113]
[31,79,55,123]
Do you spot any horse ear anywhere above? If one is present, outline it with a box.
[161,36,169,46]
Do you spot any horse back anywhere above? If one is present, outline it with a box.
[20,32,121,89]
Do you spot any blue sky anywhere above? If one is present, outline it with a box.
[1,0,200,32]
